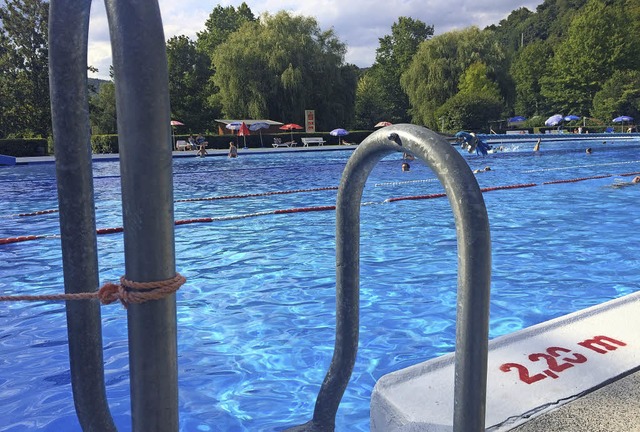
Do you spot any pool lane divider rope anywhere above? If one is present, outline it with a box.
[174,186,338,203]
[2,172,640,245]
[8,186,339,219]
[14,208,59,217]
[385,183,537,203]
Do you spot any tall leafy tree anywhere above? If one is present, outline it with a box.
[166,35,215,132]
[353,72,386,129]
[510,40,553,117]
[0,0,50,138]
[196,3,256,55]
[368,17,433,123]
[436,62,504,131]
[210,11,356,129]
[486,7,535,54]
[89,80,117,134]
[591,70,640,123]
[401,27,506,128]
[540,0,640,115]
[195,2,257,116]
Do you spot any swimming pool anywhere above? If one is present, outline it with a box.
[1,138,639,431]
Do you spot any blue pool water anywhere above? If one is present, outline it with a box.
[1,138,640,431]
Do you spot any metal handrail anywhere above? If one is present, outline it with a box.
[104,0,179,430]
[49,1,116,430]
[49,0,179,430]
[286,124,492,431]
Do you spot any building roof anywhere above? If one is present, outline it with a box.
[214,119,283,126]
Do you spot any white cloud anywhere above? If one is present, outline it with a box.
[87,0,544,79]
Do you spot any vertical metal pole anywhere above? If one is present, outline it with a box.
[49,0,116,430]
[104,1,178,430]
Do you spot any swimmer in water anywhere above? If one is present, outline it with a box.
[533,138,541,152]
[610,176,640,188]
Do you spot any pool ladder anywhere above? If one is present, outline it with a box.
[48,1,491,431]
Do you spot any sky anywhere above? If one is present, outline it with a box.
[87,0,545,80]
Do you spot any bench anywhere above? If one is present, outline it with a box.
[301,137,325,147]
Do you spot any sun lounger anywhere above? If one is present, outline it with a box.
[272,138,292,148]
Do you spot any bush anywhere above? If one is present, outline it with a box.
[91,135,119,153]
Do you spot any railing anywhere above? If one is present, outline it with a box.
[49,0,178,430]
[50,1,490,430]
[286,125,492,431]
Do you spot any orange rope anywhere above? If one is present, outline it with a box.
[0,273,186,308]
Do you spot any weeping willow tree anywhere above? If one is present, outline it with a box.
[210,11,357,129]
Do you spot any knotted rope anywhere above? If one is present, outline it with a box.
[0,273,186,308]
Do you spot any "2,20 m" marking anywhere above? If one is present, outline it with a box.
[499,335,626,384]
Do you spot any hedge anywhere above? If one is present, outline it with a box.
[0,139,49,157]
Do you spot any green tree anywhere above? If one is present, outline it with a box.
[210,11,357,129]
[435,92,503,131]
[353,72,386,129]
[510,40,553,117]
[486,7,536,54]
[540,0,640,115]
[457,61,502,97]
[195,3,257,124]
[591,70,640,123]
[0,0,50,138]
[89,80,117,134]
[435,62,504,131]
[363,17,433,124]
[196,3,256,55]
[166,35,215,132]
[401,27,506,128]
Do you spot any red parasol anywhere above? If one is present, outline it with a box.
[279,123,303,143]
[238,122,250,148]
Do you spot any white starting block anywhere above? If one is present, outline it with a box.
[371,290,640,431]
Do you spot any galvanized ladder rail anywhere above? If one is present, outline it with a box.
[49,1,116,430]
[49,0,179,430]
[286,124,492,432]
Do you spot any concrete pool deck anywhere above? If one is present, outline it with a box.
[11,143,358,165]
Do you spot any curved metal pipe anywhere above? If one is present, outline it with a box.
[104,0,179,430]
[48,0,116,430]
[286,124,491,431]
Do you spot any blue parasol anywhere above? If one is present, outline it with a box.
[613,116,634,123]
[508,116,526,123]
[330,128,349,144]
[545,114,564,127]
